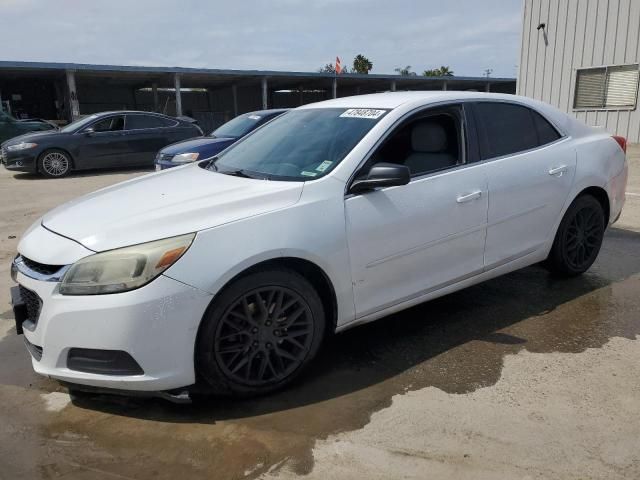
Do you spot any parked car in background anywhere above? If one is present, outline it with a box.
[0,109,56,143]
[1,111,202,177]
[10,92,627,398]
[155,109,287,170]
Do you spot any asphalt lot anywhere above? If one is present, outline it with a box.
[1,148,640,480]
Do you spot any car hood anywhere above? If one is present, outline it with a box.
[3,129,64,145]
[41,165,304,252]
[161,136,235,155]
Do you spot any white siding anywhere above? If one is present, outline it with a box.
[518,0,640,142]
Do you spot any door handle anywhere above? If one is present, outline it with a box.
[456,191,482,203]
[548,165,568,176]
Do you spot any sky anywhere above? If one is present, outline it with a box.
[1,0,522,78]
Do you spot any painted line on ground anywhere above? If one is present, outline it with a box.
[626,192,640,197]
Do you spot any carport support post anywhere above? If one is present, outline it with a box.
[485,82,491,92]
[442,81,448,91]
[332,77,337,99]
[390,80,396,92]
[261,77,268,109]
[232,84,238,117]
[65,70,80,121]
[298,85,304,105]
[174,74,183,116]
[152,83,159,112]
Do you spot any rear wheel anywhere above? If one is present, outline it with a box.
[196,269,325,397]
[38,149,71,178]
[544,195,605,276]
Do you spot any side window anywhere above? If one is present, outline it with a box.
[474,103,538,159]
[369,107,463,177]
[531,110,561,145]
[126,114,168,130]
[91,116,125,132]
[474,102,562,160]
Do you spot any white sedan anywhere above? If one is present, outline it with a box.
[10,92,628,397]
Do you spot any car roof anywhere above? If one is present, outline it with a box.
[297,91,535,110]
[88,110,176,118]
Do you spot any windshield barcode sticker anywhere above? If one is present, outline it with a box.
[339,109,386,119]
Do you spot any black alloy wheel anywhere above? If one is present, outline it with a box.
[197,269,325,396]
[545,194,605,276]
[215,287,314,385]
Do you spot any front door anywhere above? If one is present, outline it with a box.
[76,115,131,169]
[345,105,489,318]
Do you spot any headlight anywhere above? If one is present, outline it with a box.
[60,234,195,295]
[172,152,199,163]
[7,142,38,151]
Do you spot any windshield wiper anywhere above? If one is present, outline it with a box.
[220,169,256,179]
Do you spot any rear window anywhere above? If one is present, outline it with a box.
[474,102,561,159]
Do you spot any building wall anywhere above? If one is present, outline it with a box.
[518,0,640,142]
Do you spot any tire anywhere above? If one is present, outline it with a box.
[38,149,72,178]
[196,268,326,397]
[544,194,606,277]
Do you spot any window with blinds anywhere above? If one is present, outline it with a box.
[574,64,639,109]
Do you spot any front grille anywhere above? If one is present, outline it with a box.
[19,285,42,324]
[24,337,43,361]
[21,256,64,276]
[1,146,6,164]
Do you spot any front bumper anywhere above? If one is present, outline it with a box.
[13,269,213,391]
[1,147,39,172]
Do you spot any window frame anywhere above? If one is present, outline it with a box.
[82,114,126,134]
[573,64,640,112]
[470,100,566,162]
[346,102,471,190]
[124,113,179,131]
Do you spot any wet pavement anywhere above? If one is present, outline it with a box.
[1,153,639,479]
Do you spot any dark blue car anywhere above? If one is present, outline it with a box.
[155,109,288,170]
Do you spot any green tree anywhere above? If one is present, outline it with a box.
[422,66,454,77]
[352,54,373,74]
[394,65,416,76]
[318,63,336,73]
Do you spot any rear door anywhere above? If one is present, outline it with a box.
[122,114,177,166]
[472,101,576,268]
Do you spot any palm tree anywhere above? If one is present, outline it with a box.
[422,66,454,77]
[353,54,373,74]
[394,65,416,76]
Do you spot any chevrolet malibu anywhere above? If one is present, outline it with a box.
[10,92,628,398]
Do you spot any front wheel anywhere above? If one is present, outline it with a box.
[544,195,605,277]
[38,149,71,178]
[196,268,325,397]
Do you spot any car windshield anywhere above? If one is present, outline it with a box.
[211,112,270,138]
[60,115,99,133]
[208,108,387,181]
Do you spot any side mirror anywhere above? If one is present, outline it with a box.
[349,163,410,194]
[83,127,95,136]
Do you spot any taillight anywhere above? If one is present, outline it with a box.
[612,135,627,154]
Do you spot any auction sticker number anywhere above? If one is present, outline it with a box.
[339,109,386,119]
